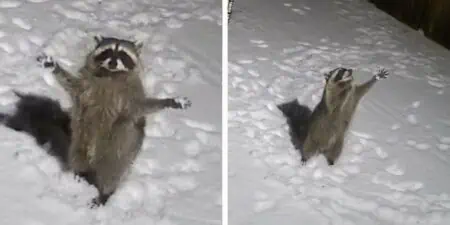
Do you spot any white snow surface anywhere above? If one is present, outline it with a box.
[0,0,221,224]
[229,0,450,225]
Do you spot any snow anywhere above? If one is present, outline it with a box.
[229,0,450,225]
[0,0,221,224]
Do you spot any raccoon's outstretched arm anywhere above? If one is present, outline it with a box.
[138,97,192,115]
[355,69,389,100]
[36,54,81,96]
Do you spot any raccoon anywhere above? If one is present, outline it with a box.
[278,68,389,166]
[0,92,71,169]
[36,35,192,206]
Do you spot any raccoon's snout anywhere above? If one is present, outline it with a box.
[339,69,353,82]
[342,72,353,81]
[108,59,117,69]
[346,69,353,75]
[100,58,127,72]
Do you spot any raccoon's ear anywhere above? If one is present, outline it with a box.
[133,41,144,54]
[324,72,332,81]
[94,35,104,44]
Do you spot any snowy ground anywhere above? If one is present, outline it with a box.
[229,0,450,224]
[0,0,221,225]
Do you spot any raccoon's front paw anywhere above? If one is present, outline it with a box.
[36,54,57,70]
[374,68,389,80]
[172,97,192,109]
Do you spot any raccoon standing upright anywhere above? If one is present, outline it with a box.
[278,68,389,166]
[37,36,192,206]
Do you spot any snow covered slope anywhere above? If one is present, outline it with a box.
[229,0,450,224]
[0,0,221,224]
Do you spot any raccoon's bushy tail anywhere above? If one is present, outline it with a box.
[277,99,312,150]
[1,91,71,169]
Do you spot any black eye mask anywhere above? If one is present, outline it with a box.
[94,49,114,63]
[93,49,136,71]
[117,51,136,69]
[333,68,347,82]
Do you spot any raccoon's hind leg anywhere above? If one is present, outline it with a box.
[300,148,315,165]
[139,96,192,115]
[323,138,344,166]
[75,170,97,186]
[299,138,317,165]
[89,156,136,207]
[91,192,114,207]
[88,157,123,207]
[68,145,91,173]
[89,118,145,207]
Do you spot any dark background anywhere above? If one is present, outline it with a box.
[369,0,450,50]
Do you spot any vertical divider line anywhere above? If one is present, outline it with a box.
[222,1,229,225]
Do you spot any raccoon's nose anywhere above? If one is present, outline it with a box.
[108,59,117,69]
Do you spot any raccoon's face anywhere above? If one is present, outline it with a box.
[324,67,354,89]
[91,36,143,73]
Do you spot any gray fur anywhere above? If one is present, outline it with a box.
[279,68,389,166]
[37,36,191,207]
